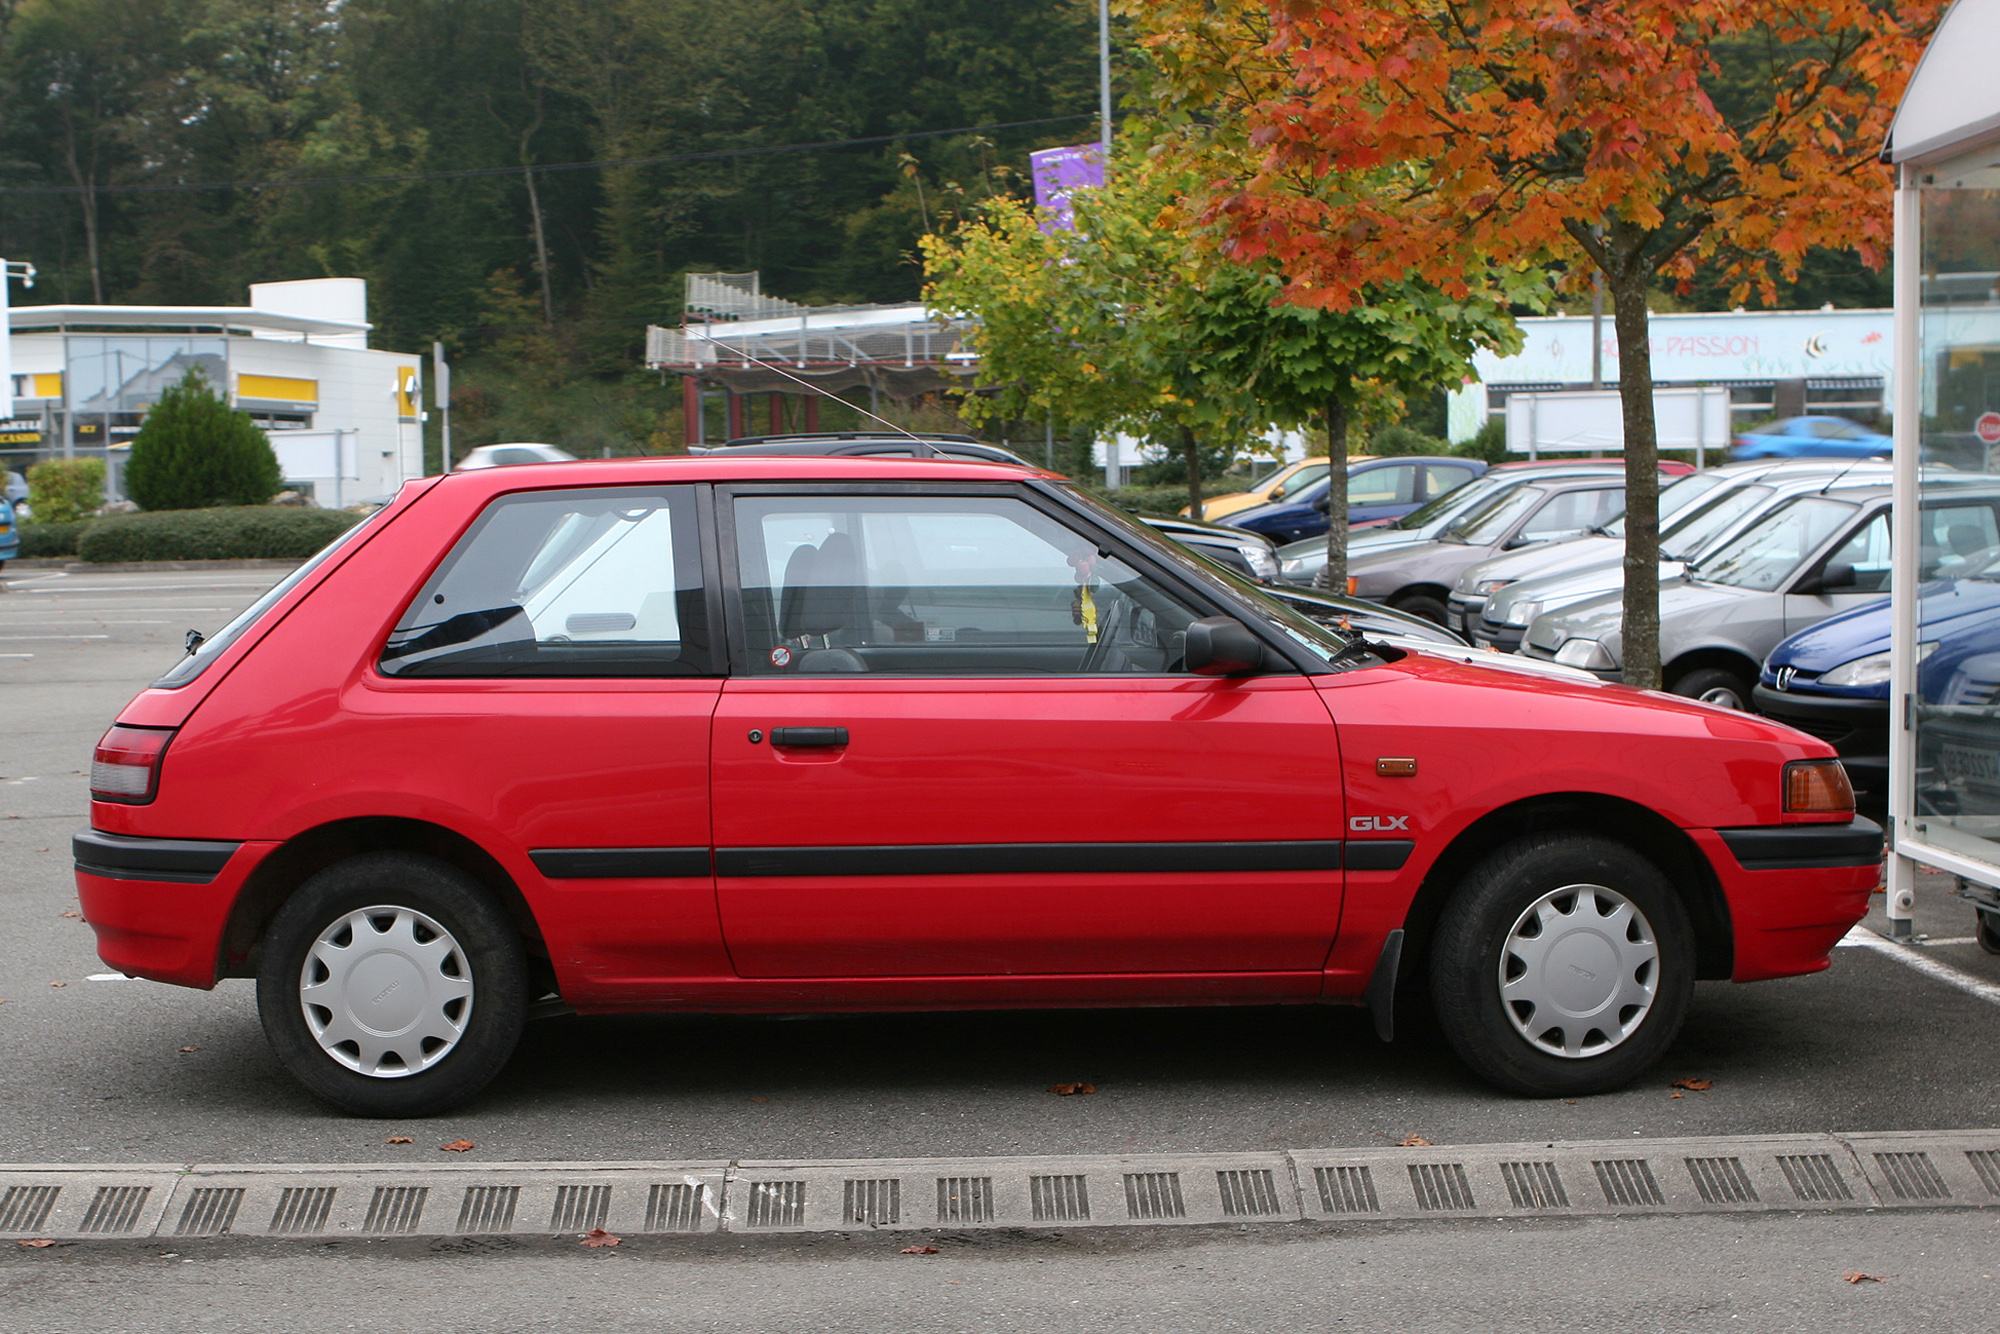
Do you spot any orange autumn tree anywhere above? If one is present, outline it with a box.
[1138,0,1942,690]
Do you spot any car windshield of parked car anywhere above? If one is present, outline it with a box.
[1688,496,1859,590]
[1624,483,1778,559]
[1383,472,1508,531]
[1441,486,1543,545]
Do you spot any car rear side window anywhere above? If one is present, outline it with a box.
[731,493,1204,675]
[379,486,714,677]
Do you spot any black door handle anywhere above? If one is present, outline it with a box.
[770,726,849,748]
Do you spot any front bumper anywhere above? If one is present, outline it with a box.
[1750,686,1889,789]
[1694,817,1883,982]
[1446,594,1487,641]
[74,831,275,988]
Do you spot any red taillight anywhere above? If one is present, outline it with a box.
[91,725,175,804]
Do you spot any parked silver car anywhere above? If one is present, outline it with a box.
[1522,480,2000,708]
[1465,461,1894,650]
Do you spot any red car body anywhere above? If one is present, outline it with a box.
[75,457,1876,1099]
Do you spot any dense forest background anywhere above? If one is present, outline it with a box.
[0,0,1891,462]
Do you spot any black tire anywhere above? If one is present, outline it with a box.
[1389,592,1450,627]
[256,852,528,1117]
[1669,666,1751,711]
[1430,834,1694,1097]
[1977,911,2000,957]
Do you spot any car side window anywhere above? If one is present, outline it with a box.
[1350,465,1418,506]
[1922,502,2000,576]
[1425,464,1476,498]
[379,486,714,678]
[732,493,1204,675]
[1519,486,1622,540]
[1823,513,1891,593]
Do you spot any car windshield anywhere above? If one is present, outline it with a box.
[1687,496,1859,590]
[1386,471,1505,531]
[1061,484,1373,670]
[1442,486,1543,545]
[1632,484,1778,559]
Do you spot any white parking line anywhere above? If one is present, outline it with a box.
[0,634,109,641]
[1840,925,2000,1008]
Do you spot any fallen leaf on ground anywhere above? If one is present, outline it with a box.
[1562,1099,1577,1105]
[1670,1078,1714,1093]
[1047,1082,1096,1096]
[59,911,80,919]
[178,1046,200,1053]
[1399,1133,1432,1147]
[439,1140,475,1153]
[900,1245,940,1255]
[48,981,64,988]
[750,1097,767,1103]
[1843,1272,1887,1284]
[385,1136,413,1145]
[17,1239,54,1249]
[581,1229,621,1248]
[1671,1091,1684,1099]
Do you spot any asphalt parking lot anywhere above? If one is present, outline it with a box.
[4,564,1999,1169]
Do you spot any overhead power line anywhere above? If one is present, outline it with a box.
[0,113,1097,199]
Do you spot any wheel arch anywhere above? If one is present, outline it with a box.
[1663,646,1761,693]
[218,817,548,981]
[1397,793,1735,992]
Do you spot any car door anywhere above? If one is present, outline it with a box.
[369,484,728,993]
[1348,463,1422,524]
[709,482,1346,982]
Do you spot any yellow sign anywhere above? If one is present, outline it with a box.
[237,373,319,405]
[31,373,62,399]
[395,366,419,418]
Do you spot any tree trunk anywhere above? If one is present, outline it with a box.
[1608,270,1662,691]
[1323,393,1350,592]
[1182,425,1202,523]
[59,103,102,304]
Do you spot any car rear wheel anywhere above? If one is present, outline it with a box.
[256,852,527,1117]
[1430,834,1694,1096]
[1669,666,1751,711]
[1389,592,1450,627]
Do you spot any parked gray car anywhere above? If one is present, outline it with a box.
[1464,461,1894,649]
[1342,474,1629,624]
[1522,480,2000,708]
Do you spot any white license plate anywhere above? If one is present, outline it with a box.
[1941,742,2000,783]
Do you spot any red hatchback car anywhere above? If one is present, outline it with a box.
[76,457,1881,1115]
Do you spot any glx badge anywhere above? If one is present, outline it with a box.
[1350,815,1410,832]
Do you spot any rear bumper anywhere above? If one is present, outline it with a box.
[1692,818,1883,983]
[74,832,276,989]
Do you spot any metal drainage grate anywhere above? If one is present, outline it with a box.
[270,1187,336,1236]
[844,1179,901,1227]
[1967,1150,2000,1199]
[936,1177,994,1225]
[1685,1158,1757,1205]
[1776,1155,1853,1203]
[174,1188,244,1237]
[0,1185,60,1234]
[1500,1162,1569,1210]
[1593,1160,1665,1207]
[362,1186,428,1235]
[744,1181,807,1229]
[1408,1164,1476,1212]
[456,1186,520,1234]
[1874,1152,1950,1201]
[79,1186,151,1235]
[550,1185,612,1232]
[1124,1173,1187,1221]
[646,1183,704,1232]
[1315,1166,1380,1215]
[1216,1169,1284,1218]
[1029,1175,1090,1223]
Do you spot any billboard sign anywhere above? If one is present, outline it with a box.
[1029,145,1105,232]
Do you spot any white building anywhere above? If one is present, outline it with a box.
[3,278,424,505]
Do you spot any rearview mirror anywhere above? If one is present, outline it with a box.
[1802,561,1857,595]
[1312,495,1330,513]
[1185,616,1266,676]
[1270,485,1287,501]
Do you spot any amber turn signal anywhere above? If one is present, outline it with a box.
[1783,759,1854,814]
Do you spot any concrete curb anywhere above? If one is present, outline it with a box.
[4,1129,1995,1242]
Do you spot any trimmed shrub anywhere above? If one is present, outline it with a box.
[26,458,107,523]
[124,369,283,511]
[76,507,362,563]
[1095,484,1202,518]
[17,520,92,558]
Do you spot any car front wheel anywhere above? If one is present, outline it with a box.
[256,852,528,1117]
[1430,834,1694,1096]
[1669,666,1751,711]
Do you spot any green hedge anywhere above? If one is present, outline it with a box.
[1096,485,1204,518]
[17,520,92,558]
[75,507,364,563]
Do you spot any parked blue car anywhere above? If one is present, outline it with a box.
[1731,415,1892,462]
[0,493,18,569]
[1223,456,1486,546]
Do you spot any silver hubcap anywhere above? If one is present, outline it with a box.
[299,905,474,1078]
[1697,685,1746,710]
[1498,883,1658,1059]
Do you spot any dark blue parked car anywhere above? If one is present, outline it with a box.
[1222,456,1485,546]
[1731,416,1892,462]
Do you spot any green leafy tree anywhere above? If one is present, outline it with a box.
[124,368,283,510]
[25,457,107,523]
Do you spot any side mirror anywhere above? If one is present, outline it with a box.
[1185,616,1266,676]
[1312,494,1331,513]
[1808,561,1857,593]
[1270,485,1287,501]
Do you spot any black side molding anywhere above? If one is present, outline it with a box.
[73,829,240,884]
[529,848,711,879]
[1717,817,1884,871]
[715,840,1348,879]
[1345,841,1415,872]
